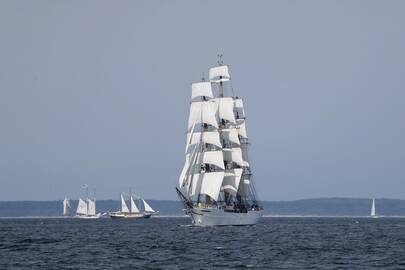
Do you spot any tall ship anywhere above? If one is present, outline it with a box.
[75,185,101,219]
[62,196,71,216]
[109,193,143,219]
[176,57,263,226]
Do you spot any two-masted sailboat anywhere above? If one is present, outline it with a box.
[75,186,101,219]
[109,192,158,219]
[62,196,71,216]
[109,193,143,219]
[176,58,263,226]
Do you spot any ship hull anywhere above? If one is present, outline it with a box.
[109,212,144,219]
[75,213,101,219]
[189,208,263,226]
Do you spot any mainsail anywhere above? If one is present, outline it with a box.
[178,62,259,208]
[120,193,130,213]
[87,199,96,216]
[130,196,140,213]
[76,198,88,215]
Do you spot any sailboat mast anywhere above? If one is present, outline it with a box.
[85,185,89,216]
[129,188,132,213]
[119,193,122,212]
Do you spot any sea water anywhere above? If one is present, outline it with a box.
[1,217,405,269]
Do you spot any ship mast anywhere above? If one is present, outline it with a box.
[217,54,225,97]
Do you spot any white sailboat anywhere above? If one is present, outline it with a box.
[141,199,158,218]
[62,196,71,216]
[109,193,143,219]
[370,198,377,218]
[176,57,263,226]
[75,185,101,219]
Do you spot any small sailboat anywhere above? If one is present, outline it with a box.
[75,185,101,219]
[109,193,143,219]
[76,198,101,219]
[141,199,158,218]
[370,198,377,218]
[62,196,71,216]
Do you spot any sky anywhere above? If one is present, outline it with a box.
[0,0,404,201]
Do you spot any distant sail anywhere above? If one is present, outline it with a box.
[371,198,376,217]
[63,197,71,216]
[76,198,87,215]
[142,199,155,213]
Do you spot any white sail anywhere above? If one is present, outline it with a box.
[120,193,130,213]
[236,120,248,138]
[179,154,191,187]
[76,198,87,215]
[199,171,225,201]
[130,196,140,213]
[87,199,96,216]
[185,131,222,153]
[63,197,70,216]
[200,150,225,170]
[180,142,201,189]
[142,199,155,213]
[192,82,213,100]
[188,172,224,200]
[222,128,240,145]
[188,101,218,130]
[371,199,376,217]
[223,147,246,167]
[234,98,244,109]
[213,97,236,124]
[234,98,245,119]
[222,169,243,196]
[209,65,230,82]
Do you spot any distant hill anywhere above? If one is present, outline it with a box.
[1,198,405,217]
[0,200,183,217]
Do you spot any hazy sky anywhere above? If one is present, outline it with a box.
[0,1,404,201]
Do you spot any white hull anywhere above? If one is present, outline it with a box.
[75,213,101,219]
[190,208,263,226]
[109,212,144,219]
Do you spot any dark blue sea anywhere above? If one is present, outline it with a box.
[1,217,405,269]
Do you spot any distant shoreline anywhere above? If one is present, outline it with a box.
[1,198,405,217]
